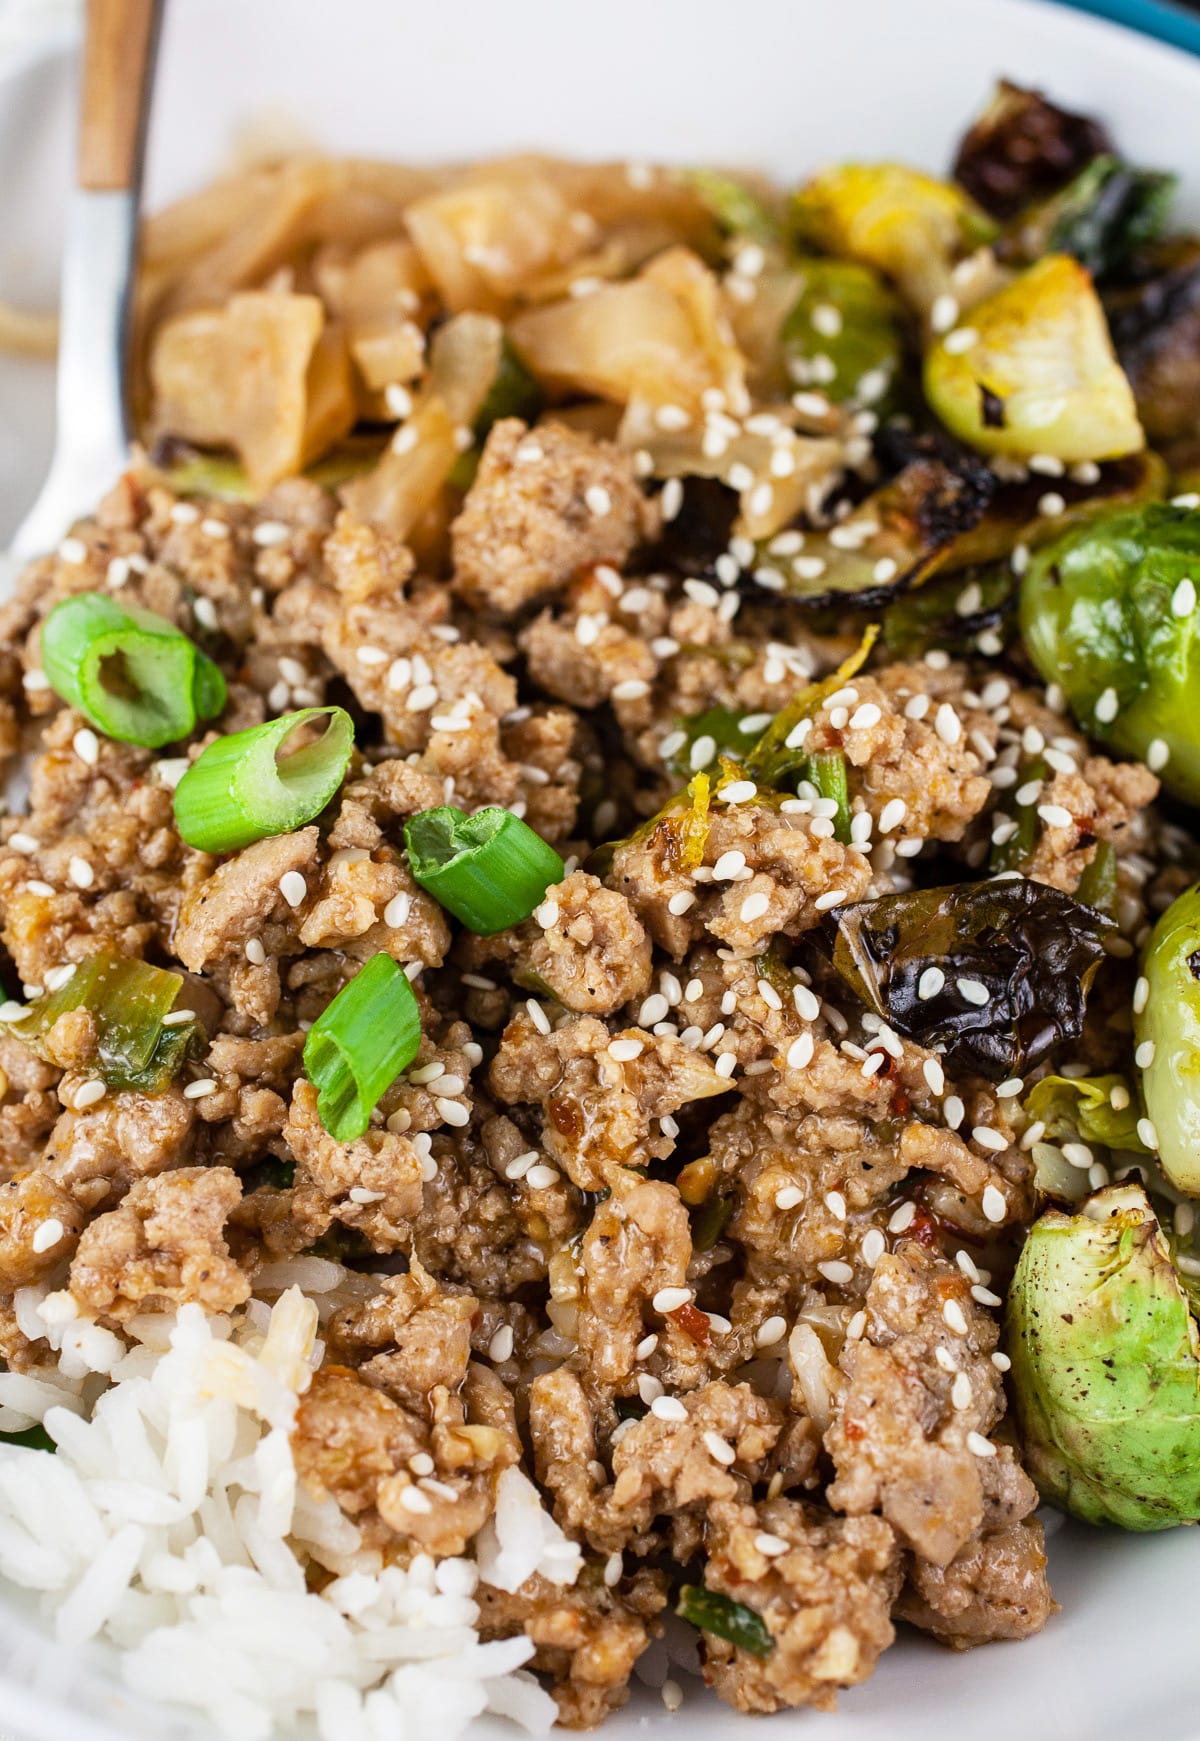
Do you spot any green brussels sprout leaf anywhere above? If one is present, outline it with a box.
[1007,1182,1200,1529]
[1024,1072,1149,1155]
[1019,502,1200,805]
[1135,883,1200,1194]
[924,253,1145,461]
[781,258,904,407]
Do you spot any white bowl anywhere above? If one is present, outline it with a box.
[2,0,1200,1736]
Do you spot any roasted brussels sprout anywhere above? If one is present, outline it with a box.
[790,162,995,314]
[924,254,1144,461]
[1104,237,1200,458]
[1007,1182,1200,1529]
[1135,884,1200,1195]
[1024,1071,1149,1156]
[953,80,1111,221]
[687,169,781,245]
[1006,155,1176,281]
[1019,502,1200,804]
[821,878,1112,1080]
[780,257,904,405]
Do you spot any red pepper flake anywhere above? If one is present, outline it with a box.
[670,1301,712,1347]
[843,1417,865,1441]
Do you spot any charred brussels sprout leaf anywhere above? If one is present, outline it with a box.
[1104,238,1200,456]
[953,80,1111,221]
[1012,155,1177,281]
[790,163,995,315]
[677,1585,774,1657]
[882,562,1015,658]
[1006,1183,1200,1529]
[1024,1072,1149,1155]
[1019,503,1200,805]
[655,476,740,581]
[756,444,995,606]
[781,258,904,406]
[823,879,1112,1081]
[1135,883,1200,1195]
[924,254,1144,462]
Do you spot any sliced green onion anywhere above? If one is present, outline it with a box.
[1076,839,1118,919]
[404,805,564,936]
[805,750,851,844]
[0,949,202,1092]
[676,1586,774,1658]
[40,594,226,747]
[173,706,354,854]
[304,953,421,1142]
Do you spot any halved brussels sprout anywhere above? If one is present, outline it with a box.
[953,80,1111,221]
[924,254,1144,461]
[1007,1182,1200,1529]
[780,258,904,406]
[1104,237,1200,463]
[1019,502,1200,804]
[1135,884,1200,1196]
[790,162,995,315]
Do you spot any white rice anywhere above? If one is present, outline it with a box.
[0,1285,569,1740]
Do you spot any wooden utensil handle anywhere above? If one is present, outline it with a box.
[78,0,163,192]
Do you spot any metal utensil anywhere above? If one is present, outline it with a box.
[9,0,162,562]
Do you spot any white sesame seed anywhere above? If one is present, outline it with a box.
[1147,738,1170,772]
[662,1682,683,1714]
[660,478,685,521]
[31,1218,65,1255]
[966,1431,997,1458]
[244,938,267,966]
[406,684,438,712]
[943,1298,968,1335]
[161,1009,194,1026]
[639,994,670,1026]
[877,798,907,836]
[398,1485,433,1515]
[488,1325,515,1363]
[1037,803,1073,829]
[918,966,945,1001]
[992,1351,1012,1372]
[996,1077,1024,1099]
[612,678,650,701]
[774,1185,804,1209]
[636,1333,659,1360]
[182,1078,218,1100]
[930,294,959,334]
[526,1000,551,1036]
[793,984,820,1023]
[981,1185,1007,1225]
[72,1079,107,1110]
[1137,1117,1159,1149]
[43,964,77,993]
[8,833,39,854]
[814,890,849,917]
[504,1152,537,1180]
[951,1372,973,1411]
[526,1164,559,1189]
[279,871,307,908]
[26,881,55,898]
[824,1190,847,1221]
[972,1125,1008,1153]
[957,978,990,1006]
[435,1096,470,1128]
[739,892,770,923]
[942,325,979,355]
[848,702,882,732]
[667,891,696,916]
[923,1058,945,1096]
[757,979,783,1012]
[1038,491,1066,518]
[651,1395,688,1423]
[817,1260,854,1286]
[714,1051,738,1078]
[653,1287,693,1313]
[754,1532,790,1558]
[58,536,87,564]
[68,856,94,890]
[935,703,962,746]
[972,1284,1003,1307]
[609,1038,645,1062]
[720,780,757,806]
[1173,578,1198,618]
[861,1228,886,1266]
[22,669,50,692]
[690,735,716,771]
[72,728,99,765]
[192,597,218,632]
[786,1032,815,1070]
[252,520,289,547]
[704,1430,736,1465]
[0,1001,29,1022]
[889,1201,917,1234]
[1135,1039,1156,1069]
[861,1052,885,1079]
[1133,975,1150,1015]
[756,1315,787,1349]
[944,1095,965,1130]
